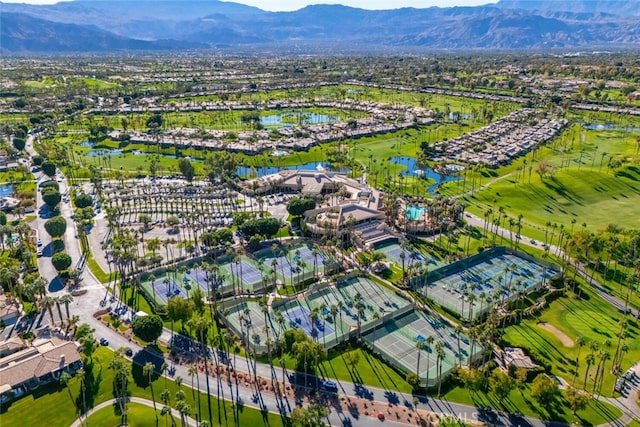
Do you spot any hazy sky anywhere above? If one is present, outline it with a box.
[1,0,498,11]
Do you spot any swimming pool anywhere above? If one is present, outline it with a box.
[406,206,427,221]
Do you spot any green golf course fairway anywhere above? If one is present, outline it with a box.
[467,166,640,231]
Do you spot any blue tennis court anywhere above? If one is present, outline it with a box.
[225,259,264,287]
[284,305,335,340]
[148,278,187,304]
[294,246,326,267]
[187,268,210,291]
[262,254,297,282]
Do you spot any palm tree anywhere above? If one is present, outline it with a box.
[415,341,424,382]
[425,335,434,388]
[144,362,159,423]
[148,274,156,303]
[454,325,464,366]
[60,372,83,426]
[76,367,88,423]
[572,337,586,386]
[371,311,380,350]
[187,315,212,426]
[583,352,596,391]
[109,353,129,425]
[58,294,74,324]
[435,341,445,397]
[41,296,56,325]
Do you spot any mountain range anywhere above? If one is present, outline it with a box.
[1,0,639,53]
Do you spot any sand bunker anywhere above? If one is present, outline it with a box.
[538,322,574,347]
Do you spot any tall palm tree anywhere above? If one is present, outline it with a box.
[60,372,83,426]
[187,315,212,426]
[54,297,64,325]
[572,337,586,386]
[425,335,434,388]
[454,325,464,366]
[371,311,380,350]
[58,294,74,324]
[435,341,445,397]
[108,353,129,426]
[143,362,159,423]
[415,341,424,382]
[160,389,173,427]
[77,368,88,426]
[583,352,596,391]
[41,296,56,325]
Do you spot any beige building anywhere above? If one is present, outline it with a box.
[0,294,20,325]
[0,337,82,401]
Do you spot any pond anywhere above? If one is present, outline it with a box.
[237,162,349,178]
[260,112,340,127]
[86,149,123,157]
[0,184,14,198]
[390,156,461,195]
[582,123,640,132]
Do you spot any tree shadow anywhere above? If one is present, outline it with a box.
[131,349,163,388]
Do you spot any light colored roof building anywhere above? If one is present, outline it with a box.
[0,294,20,324]
[0,337,82,392]
[502,347,538,369]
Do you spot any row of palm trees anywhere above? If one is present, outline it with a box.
[414,337,447,395]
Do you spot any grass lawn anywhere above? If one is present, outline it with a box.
[86,253,116,283]
[264,346,413,394]
[439,120,640,235]
[465,166,640,232]
[502,284,640,399]
[442,382,622,426]
[86,402,159,427]
[627,419,640,427]
[0,346,283,427]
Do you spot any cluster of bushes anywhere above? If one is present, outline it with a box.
[239,217,280,238]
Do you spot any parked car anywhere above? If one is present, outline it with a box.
[320,380,338,392]
[99,337,109,346]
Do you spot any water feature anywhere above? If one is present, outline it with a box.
[86,149,123,157]
[0,184,14,198]
[582,123,640,132]
[237,162,349,178]
[259,112,340,127]
[390,156,462,195]
[406,206,428,221]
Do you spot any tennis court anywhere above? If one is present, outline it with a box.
[254,242,337,286]
[283,305,335,341]
[184,267,234,295]
[144,278,187,305]
[274,276,412,345]
[186,268,210,291]
[419,248,559,320]
[221,257,266,292]
[374,242,443,269]
[362,310,477,388]
[224,301,272,347]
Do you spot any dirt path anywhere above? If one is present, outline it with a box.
[538,322,574,347]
